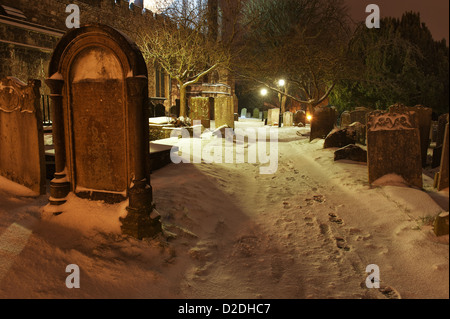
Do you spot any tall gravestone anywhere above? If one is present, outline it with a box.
[433,113,449,168]
[283,112,293,127]
[45,24,161,239]
[294,110,306,126]
[310,106,337,141]
[267,108,280,126]
[367,111,423,188]
[437,123,449,191]
[340,111,351,128]
[351,107,371,125]
[389,104,432,167]
[215,96,234,129]
[189,96,211,128]
[240,108,247,118]
[253,108,260,119]
[0,77,46,195]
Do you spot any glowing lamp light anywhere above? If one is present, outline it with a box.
[307,114,313,122]
[260,88,268,96]
[278,79,286,87]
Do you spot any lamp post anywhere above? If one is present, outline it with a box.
[277,79,285,127]
[260,88,268,125]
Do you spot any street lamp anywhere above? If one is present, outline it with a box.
[277,79,285,127]
[260,88,268,96]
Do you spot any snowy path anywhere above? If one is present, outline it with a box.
[0,126,448,299]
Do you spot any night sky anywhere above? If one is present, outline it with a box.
[345,0,449,42]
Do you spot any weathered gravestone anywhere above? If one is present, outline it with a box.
[0,77,46,195]
[323,127,356,149]
[310,106,337,141]
[389,104,432,167]
[334,145,367,163]
[170,102,180,118]
[437,123,449,191]
[267,108,280,126]
[340,111,351,128]
[349,122,367,145]
[240,108,247,118]
[351,107,371,125]
[155,103,166,117]
[294,110,306,126]
[367,111,423,188]
[189,96,211,128]
[436,113,449,147]
[253,108,260,119]
[215,96,235,129]
[45,24,161,239]
[432,114,449,168]
[283,112,293,127]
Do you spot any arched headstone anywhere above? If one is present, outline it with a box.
[46,24,160,239]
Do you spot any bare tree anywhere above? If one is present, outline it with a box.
[138,0,233,118]
[237,0,354,110]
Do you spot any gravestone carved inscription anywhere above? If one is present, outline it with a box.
[0,77,45,195]
[46,24,161,239]
[367,111,423,188]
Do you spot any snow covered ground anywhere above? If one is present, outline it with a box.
[0,122,448,299]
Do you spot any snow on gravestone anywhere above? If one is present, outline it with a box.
[0,77,45,195]
[389,104,432,168]
[367,111,423,188]
[45,24,160,238]
[189,97,211,129]
[214,96,235,129]
[240,108,247,118]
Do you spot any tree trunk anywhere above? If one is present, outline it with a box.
[179,84,187,118]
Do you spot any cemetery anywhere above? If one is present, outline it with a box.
[0,0,448,302]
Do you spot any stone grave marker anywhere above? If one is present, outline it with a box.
[433,114,449,168]
[0,77,45,195]
[189,96,211,128]
[46,24,161,239]
[268,108,280,126]
[215,96,235,129]
[155,103,166,117]
[351,107,371,125]
[310,106,337,141]
[294,110,306,126]
[253,108,260,119]
[436,113,449,147]
[340,111,351,128]
[283,111,293,127]
[437,123,449,191]
[241,108,247,118]
[367,111,422,188]
[389,104,432,167]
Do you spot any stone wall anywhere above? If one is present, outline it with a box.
[0,0,235,110]
[0,0,162,96]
